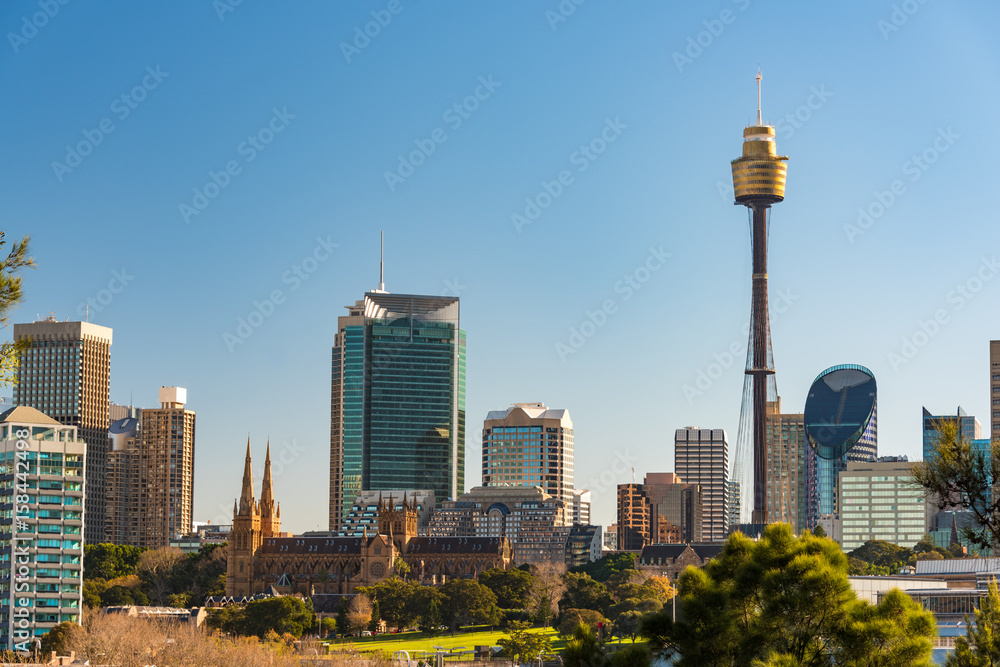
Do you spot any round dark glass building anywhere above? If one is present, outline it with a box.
[803,364,877,528]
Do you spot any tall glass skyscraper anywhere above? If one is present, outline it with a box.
[329,291,465,530]
[804,364,877,533]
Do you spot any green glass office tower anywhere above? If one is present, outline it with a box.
[329,292,465,530]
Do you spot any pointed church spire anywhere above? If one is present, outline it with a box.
[260,439,275,515]
[239,437,255,514]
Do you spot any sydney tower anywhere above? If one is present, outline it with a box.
[731,72,788,527]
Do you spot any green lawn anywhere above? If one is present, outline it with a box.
[326,626,642,659]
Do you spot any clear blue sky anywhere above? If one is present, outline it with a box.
[3,1,999,532]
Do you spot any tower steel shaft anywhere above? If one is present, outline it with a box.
[748,204,773,526]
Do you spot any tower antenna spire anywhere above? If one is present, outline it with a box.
[756,69,763,126]
[378,230,385,292]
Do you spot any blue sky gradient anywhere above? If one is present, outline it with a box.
[3,1,999,531]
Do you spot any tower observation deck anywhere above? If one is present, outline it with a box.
[731,72,788,529]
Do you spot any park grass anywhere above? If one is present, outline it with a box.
[326,625,642,658]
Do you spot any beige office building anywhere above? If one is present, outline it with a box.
[839,460,925,550]
[106,387,195,547]
[765,399,807,533]
[482,403,575,505]
[13,318,111,546]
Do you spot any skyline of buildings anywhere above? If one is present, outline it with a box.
[3,307,998,558]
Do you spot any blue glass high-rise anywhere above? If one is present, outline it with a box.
[329,291,465,530]
[922,407,981,461]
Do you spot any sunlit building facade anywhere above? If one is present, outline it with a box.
[0,407,85,652]
[839,459,924,550]
[13,318,110,547]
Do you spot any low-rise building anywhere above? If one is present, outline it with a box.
[428,486,572,565]
[635,543,724,581]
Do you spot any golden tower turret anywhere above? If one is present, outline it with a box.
[731,73,788,204]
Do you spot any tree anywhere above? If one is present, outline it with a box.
[358,576,423,629]
[641,523,936,667]
[40,621,83,656]
[480,567,535,609]
[0,233,34,387]
[498,620,552,666]
[811,524,827,538]
[558,608,608,637]
[83,543,145,581]
[948,578,1000,666]
[609,644,652,667]
[393,558,411,580]
[615,610,645,643]
[136,546,184,605]
[570,552,637,582]
[335,598,350,637]
[347,594,373,635]
[563,622,607,667]
[560,572,612,614]
[912,418,1000,550]
[217,596,314,638]
[440,579,500,631]
[530,562,566,619]
[419,595,443,635]
[368,598,381,634]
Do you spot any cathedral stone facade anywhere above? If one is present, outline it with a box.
[227,444,510,598]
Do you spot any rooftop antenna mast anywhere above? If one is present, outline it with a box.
[756,69,763,126]
[378,230,385,292]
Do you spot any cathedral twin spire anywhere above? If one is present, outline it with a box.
[236,437,279,520]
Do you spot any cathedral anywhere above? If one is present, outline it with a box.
[226,443,511,598]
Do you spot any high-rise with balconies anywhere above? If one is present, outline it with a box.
[0,406,85,652]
